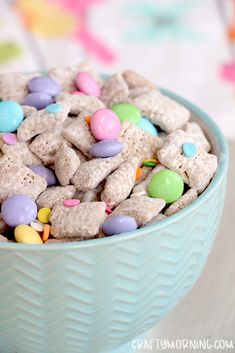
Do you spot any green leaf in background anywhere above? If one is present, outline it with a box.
[0,42,22,65]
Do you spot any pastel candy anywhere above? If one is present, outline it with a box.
[63,199,81,207]
[1,194,37,227]
[14,225,43,244]
[37,208,51,224]
[147,169,184,203]
[28,76,61,97]
[102,215,138,235]
[138,117,158,136]
[75,72,101,97]
[90,140,123,158]
[112,103,141,125]
[2,133,17,145]
[182,142,197,157]
[0,101,24,133]
[29,165,57,186]
[90,109,121,140]
[22,92,53,110]
[46,103,62,114]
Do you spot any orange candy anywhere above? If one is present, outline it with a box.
[135,167,142,181]
[42,224,51,242]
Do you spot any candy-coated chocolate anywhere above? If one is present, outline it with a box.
[63,199,81,207]
[90,140,123,158]
[22,92,53,110]
[182,142,197,157]
[138,117,158,136]
[29,165,56,186]
[0,101,24,133]
[2,132,17,145]
[30,221,44,232]
[90,108,121,140]
[147,169,184,203]
[28,76,61,97]
[37,208,51,224]
[102,215,138,235]
[1,195,37,227]
[112,103,141,125]
[75,72,101,97]
[14,225,43,244]
[46,103,62,114]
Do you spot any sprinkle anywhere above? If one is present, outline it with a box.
[135,167,142,181]
[142,159,158,168]
[105,205,112,214]
[85,115,91,125]
[2,133,17,145]
[63,199,81,207]
[42,224,51,242]
[30,221,44,232]
[37,208,51,224]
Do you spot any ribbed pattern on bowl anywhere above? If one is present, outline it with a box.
[0,178,226,353]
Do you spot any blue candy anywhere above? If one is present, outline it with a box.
[46,103,62,114]
[90,140,123,158]
[137,117,158,136]
[182,142,197,157]
[102,215,138,236]
[0,101,24,133]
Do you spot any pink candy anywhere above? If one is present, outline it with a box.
[75,72,101,97]
[90,108,121,140]
[105,205,112,214]
[63,199,81,207]
[2,133,17,145]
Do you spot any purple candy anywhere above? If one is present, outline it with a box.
[90,140,123,158]
[29,165,56,186]
[22,92,53,110]
[1,195,37,227]
[28,76,61,98]
[102,215,138,236]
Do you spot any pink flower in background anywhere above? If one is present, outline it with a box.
[16,0,116,64]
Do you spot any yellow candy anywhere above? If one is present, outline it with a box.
[14,225,43,244]
[37,208,51,224]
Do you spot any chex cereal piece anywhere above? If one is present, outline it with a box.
[0,154,47,203]
[119,121,159,163]
[122,70,156,90]
[48,61,102,92]
[45,231,105,243]
[129,90,190,133]
[62,116,96,157]
[22,105,37,117]
[157,130,218,192]
[145,213,167,226]
[17,103,70,141]
[76,183,104,203]
[101,157,139,208]
[56,93,104,115]
[132,164,166,195]
[100,74,129,108]
[0,72,39,102]
[50,202,106,239]
[74,148,88,164]
[72,154,123,191]
[36,185,76,209]
[111,196,166,226]
[1,140,42,166]
[184,122,211,152]
[0,215,9,234]
[165,189,198,217]
[0,234,9,242]
[128,87,155,99]
[54,143,80,186]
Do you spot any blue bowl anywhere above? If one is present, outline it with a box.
[0,90,229,353]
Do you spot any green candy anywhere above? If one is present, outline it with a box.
[112,103,141,125]
[147,169,184,204]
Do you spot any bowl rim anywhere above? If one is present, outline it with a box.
[0,89,229,251]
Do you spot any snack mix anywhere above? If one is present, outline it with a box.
[0,63,218,244]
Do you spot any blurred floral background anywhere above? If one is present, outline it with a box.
[0,0,235,138]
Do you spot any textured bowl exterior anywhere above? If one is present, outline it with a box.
[0,91,228,353]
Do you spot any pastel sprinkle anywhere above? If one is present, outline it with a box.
[85,115,91,125]
[142,159,158,168]
[46,103,61,114]
[37,208,51,224]
[135,167,142,181]
[63,199,81,207]
[2,133,17,145]
[42,224,51,242]
[105,205,112,214]
[182,143,197,157]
